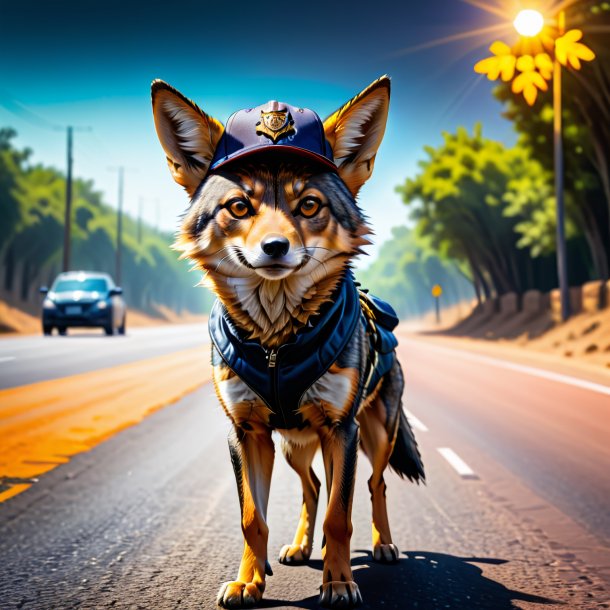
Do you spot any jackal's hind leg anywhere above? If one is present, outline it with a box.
[358,395,400,563]
[278,438,320,565]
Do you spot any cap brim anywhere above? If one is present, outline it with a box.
[209,144,337,173]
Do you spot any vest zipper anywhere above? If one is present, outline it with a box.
[267,349,279,412]
[266,347,288,428]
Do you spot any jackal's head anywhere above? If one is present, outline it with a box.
[151,77,390,345]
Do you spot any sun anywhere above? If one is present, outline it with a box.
[513,9,545,37]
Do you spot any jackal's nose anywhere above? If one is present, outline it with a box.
[261,235,289,258]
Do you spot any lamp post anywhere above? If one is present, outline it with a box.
[513,9,569,321]
[552,12,570,323]
[474,8,595,322]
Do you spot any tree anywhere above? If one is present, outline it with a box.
[396,124,565,299]
[357,226,473,318]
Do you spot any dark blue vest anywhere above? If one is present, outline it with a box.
[208,273,398,429]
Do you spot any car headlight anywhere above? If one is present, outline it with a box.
[97,300,108,309]
[43,298,56,310]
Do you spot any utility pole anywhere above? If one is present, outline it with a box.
[63,127,73,272]
[108,167,137,285]
[109,166,125,286]
[137,197,143,244]
[60,125,91,272]
[137,197,159,241]
[116,166,124,285]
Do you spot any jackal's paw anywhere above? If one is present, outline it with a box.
[318,581,362,608]
[372,543,400,563]
[278,543,310,565]
[216,581,263,608]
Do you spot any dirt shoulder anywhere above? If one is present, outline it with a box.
[401,303,610,383]
[0,298,207,337]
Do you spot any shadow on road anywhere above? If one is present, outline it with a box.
[261,550,560,609]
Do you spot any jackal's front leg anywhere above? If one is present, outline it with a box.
[319,420,362,608]
[217,425,274,609]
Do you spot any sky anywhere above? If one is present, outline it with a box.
[0,0,521,263]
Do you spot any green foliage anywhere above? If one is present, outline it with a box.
[357,227,473,318]
[502,148,560,258]
[0,128,214,314]
[0,128,29,250]
[396,125,572,298]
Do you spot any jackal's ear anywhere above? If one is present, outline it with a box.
[323,76,390,197]
[151,80,224,197]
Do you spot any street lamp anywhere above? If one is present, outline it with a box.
[474,8,595,322]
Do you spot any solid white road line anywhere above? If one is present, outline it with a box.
[437,447,478,479]
[0,356,16,364]
[405,409,428,432]
[410,340,610,398]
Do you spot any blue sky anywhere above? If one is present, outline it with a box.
[0,0,519,262]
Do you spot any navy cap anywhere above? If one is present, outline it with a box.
[209,100,336,172]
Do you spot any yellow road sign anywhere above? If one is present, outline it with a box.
[432,284,442,298]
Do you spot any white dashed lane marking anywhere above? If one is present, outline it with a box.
[405,409,428,432]
[437,447,479,480]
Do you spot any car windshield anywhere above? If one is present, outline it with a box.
[53,278,108,293]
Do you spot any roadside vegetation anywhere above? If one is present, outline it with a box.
[0,128,213,315]
[356,227,474,318]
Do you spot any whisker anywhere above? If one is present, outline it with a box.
[206,245,234,257]
[214,250,238,273]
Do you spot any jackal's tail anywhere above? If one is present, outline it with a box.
[389,407,425,483]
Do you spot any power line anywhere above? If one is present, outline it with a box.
[0,89,63,132]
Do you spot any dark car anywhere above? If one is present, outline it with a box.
[40,271,127,336]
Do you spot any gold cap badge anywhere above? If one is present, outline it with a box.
[256,108,295,143]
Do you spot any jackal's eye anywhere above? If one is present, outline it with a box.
[224,198,253,219]
[296,197,322,218]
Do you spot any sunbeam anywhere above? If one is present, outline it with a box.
[388,23,512,58]
[437,73,487,123]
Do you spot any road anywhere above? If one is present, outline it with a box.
[0,329,609,609]
[0,324,209,389]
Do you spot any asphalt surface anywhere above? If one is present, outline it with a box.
[398,336,610,551]
[0,334,609,609]
[0,324,209,389]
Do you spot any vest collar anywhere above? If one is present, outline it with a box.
[209,270,361,428]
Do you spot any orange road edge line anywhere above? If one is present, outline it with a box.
[0,346,212,503]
